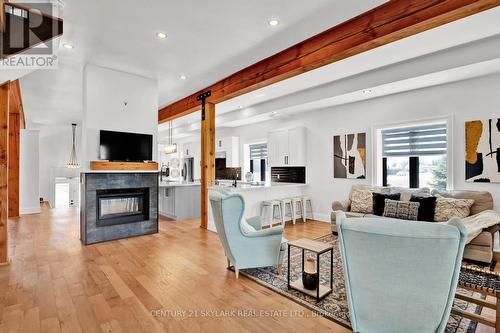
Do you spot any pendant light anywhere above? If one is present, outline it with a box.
[164,120,177,154]
[66,123,80,169]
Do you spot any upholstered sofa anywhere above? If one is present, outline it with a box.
[331,185,500,264]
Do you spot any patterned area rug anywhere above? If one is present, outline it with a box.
[240,234,484,333]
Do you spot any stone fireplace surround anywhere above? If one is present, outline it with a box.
[80,172,158,245]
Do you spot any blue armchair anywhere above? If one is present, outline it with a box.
[209,190,287,279]
[337,212,467,333]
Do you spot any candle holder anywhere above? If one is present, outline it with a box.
[302,258,318,290]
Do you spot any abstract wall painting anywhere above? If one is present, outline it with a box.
[333,133,366,179]
[465,118,500,183]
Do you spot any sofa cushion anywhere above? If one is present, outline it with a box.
[350,190,374,214]
[383,199,420,221]
[434,197,475,222]
[463,245,493,264]
[391,187,431,202]
[350,184,390,198]
[410,195,437,222]
[373,192,401,216]
[432,190,493,215]
[468,231,493,247]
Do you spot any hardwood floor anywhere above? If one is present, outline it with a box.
[1,206,496,333]
[0,206,346,333]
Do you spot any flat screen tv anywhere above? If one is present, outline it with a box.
[99,130,153,162]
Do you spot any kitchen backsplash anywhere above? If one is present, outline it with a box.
[271,167,306,183]
[216,167,242,180]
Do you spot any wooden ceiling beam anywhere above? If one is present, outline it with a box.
[158,0,500,123]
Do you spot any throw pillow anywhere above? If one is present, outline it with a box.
[383,199,420,221]
[350,189,374,214]
[373,192,401,216]
[434,197,475,222]
[410,195,437,222]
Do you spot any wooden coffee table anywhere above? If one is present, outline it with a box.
[287,238,333,302]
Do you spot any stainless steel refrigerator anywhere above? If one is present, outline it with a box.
[181,157,194,182]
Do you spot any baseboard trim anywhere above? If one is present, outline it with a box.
[312,213,331,223]
[20,206,41,215]
[0,258,11,266]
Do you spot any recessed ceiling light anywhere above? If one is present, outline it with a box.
[268,19,279,26]
[180,75,187,80]
[62,43,74,49]
[363,89,372,94]
[156,32,167,39]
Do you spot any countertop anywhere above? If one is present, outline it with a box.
[159,181,201,187]
[81,170,159,174]
[210,182,308,192]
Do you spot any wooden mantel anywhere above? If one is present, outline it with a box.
[90,161,159,171]
[158,0,499,123]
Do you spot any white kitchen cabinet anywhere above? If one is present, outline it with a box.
[267,130,285,167]
[183,142,199,158]
[288,127,307,166]
[159,185,201,220]
[267,127,306,167]
[215,136,240,167]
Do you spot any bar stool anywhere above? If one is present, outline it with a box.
[303,196,313,221]
[292,197,305,223]
[261,200,283,227]
[280,198,293,225]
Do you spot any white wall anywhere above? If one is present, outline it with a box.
[210,73,500,221]
[37,124,82,204]
[83,64,159,168]
[20,130,40,214]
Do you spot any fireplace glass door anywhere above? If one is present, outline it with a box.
[96,188,149,226]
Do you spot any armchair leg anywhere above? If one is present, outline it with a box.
[227,258,231,268]
[235,269,239,279]
[277,264,283,275]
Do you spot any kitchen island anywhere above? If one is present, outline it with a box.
[207,182,308,232]
[159,181,201,220]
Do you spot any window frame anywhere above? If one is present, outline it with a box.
[372,116,454,190]
[243,140,269,182]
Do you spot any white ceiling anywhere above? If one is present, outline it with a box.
[10,0,387,127]
[158,7,500,142]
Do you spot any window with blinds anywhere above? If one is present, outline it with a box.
[382,123,447,157]
[249,143,268,182]
[249,143,267,160]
